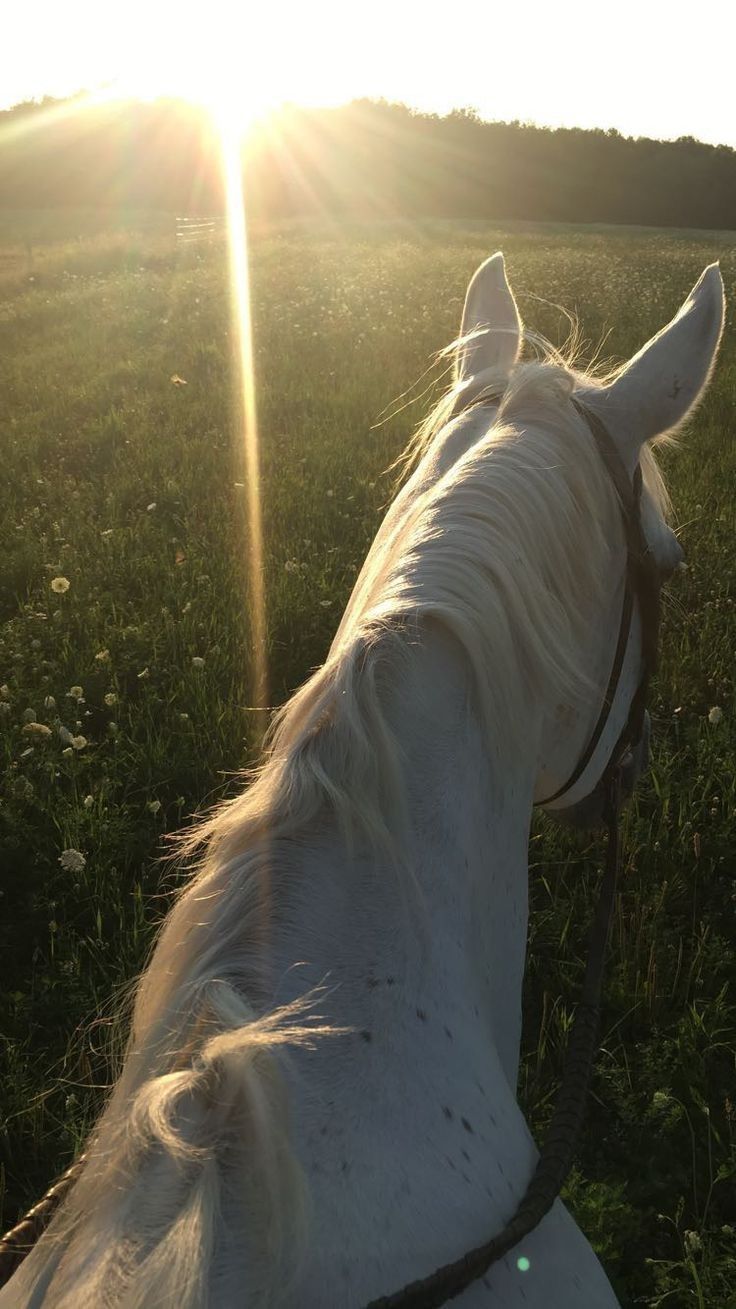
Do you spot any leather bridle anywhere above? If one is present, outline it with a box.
[0,399,664,1303]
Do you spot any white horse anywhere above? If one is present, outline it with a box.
[3,254,723,1309]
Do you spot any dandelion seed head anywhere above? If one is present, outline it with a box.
[59,848,86,873]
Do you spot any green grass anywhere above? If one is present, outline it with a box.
[1,215,735,1306]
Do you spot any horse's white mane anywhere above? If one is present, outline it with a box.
[12,349,670,1309]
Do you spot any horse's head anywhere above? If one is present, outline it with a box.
[456,254,724,827]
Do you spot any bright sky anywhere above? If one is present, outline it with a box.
[2,0,734,147]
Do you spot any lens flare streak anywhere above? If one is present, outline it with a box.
[221,124,268,737]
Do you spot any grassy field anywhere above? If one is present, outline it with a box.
[0,214,734,1306]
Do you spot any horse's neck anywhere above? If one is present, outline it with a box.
[261,623,545,1302]
[269,617,539,1129]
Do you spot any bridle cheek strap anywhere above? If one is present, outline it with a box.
[537,399,660,810]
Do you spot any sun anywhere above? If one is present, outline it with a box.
[101,49,280,135]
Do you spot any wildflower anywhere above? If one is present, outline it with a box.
[68,686,84,701]
[192,656,205,669]
[83,794,94,809]
[101,529,114,537]
[95,649,110,662]
[103,692,117,707]
[71,735,87,751]
[326,489,334,498]
[22,708,37,723]
[59,725,74,745]
[0,685,9,698]
[44,695,56,710]
[22,722,52,739]
[179,712,189,721]
[19,747,34,758]
[59,848,86,873]
[320,600,332,608]
[170,374,188,386]
[108,722,118,736]
[147,503,157,512]
[50,577,70,594]
[137,667,150,680]
[147,799,162,815]
[284,559,300,574]
[683,1230,702,1257]
[61,746,73,757]
[708,706,723,725]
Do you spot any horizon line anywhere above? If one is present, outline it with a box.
[0,89,733,155]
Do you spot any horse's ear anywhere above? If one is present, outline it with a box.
[456,252,522,382]
[582,264,725,469]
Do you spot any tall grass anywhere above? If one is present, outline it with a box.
[0,217,734,1305]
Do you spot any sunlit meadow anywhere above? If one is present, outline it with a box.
[0,214,734,1306]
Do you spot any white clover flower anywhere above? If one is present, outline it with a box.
[61,746,73,757]
[179,712,190,720]
[191,656,205,669]
[59,848,86,873]
[50,577,70,594]
[147,799,162,815]
[44,695,56,710]
[83,794,94,809]
[0,685,10,699]
[103,692,117,707]
[708,706,723,726]
[71,735,87,751]
[68,686,84,701]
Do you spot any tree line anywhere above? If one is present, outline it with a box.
[1,95,734,230]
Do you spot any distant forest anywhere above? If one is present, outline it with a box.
[1,95,735,229]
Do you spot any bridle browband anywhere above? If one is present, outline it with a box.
[0,398,664,1303]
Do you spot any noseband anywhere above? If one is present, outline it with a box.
[0,399,664,1302]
